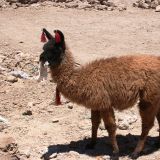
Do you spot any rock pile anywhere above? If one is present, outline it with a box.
[133,0,160,10]
[0,0,127,11]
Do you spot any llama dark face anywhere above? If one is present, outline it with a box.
[40,29,65,68]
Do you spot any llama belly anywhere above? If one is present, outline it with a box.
[110,93,139,111]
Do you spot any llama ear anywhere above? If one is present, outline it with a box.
[54,30,65,44]
[41,28,54,42]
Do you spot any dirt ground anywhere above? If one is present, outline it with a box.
[0,6,160,160]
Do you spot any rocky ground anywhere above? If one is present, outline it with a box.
[0,4,160,160]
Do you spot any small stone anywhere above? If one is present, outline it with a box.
[4,42,9,46]
[52,119,59,123]
[99,123,106,130]
[68,105,73,109]
[43,132,47,135]
[102,155,110,160]
[95,5,107,10]
[22,110,32,116]
[50,152,57,158]
[140,2,150,8]
[78,2,92,9]
[12,3,18,9]
[145,0,151,4]
[103,1,116,7]
[6,75,18,83]
[118,4,127,11]
[155,5,160,11]
[133,2,139,7]
[107,7,114,11]
[65,2,78,8]
[31,3,40,7]
[118,120,129,130]
[27,102,35,108]
[88,0,100,4]
[69,151,79,156]
[0,123,8,132]
[7,0,18,3]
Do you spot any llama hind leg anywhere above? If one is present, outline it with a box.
[131,101,156,159]
[86,110,101,149]
[156,110,160,144]
[101,108,119,160]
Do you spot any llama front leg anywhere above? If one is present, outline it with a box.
[131,101,156,159]
[86,110,101,149]
[156,111,160,145]
[101,108,119,160]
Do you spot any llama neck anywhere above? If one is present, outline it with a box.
[50,47,75,85]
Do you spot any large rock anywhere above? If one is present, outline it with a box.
[155,4,160,11]
[5,75,18,83]
[65,2,78,8]
[0,134,17,153]
[134,0,160,9]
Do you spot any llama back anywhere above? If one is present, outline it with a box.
[63,55,160,110]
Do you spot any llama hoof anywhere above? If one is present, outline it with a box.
[110,153,119,160]
[85,142,95,150]
[130,152,139,160]
[154,141,160,148]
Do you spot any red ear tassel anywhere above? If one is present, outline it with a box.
[55,32,61,43]
[55,87,61,105]
[41,31,47,43]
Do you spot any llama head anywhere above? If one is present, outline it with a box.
[40,29,66,68]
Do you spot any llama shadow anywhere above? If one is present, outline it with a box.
[41,134,160,160]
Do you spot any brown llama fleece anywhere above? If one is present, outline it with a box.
[39,29,160,159]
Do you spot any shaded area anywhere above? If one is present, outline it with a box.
[41,134,160,159]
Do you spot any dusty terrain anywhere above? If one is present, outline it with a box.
[0,5,160,160]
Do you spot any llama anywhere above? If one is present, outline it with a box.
[39,28,160,159]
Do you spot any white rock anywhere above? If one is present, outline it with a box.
[155,5,160,11]
[31,3,40,7]
[65,2,78,8]
[0,116,9,124]
[78,2,92,9]
[140,2,150,9]
[69,151,80,156]
[102,155,110,160]
[19,147,31,158]
[118,4,127,11]
[5,75,18,83]
[118,120,129,130]
[96,5,107,10]
[50,152,58,158]
[10,70,30,79]
[99,122,106,130]
[107,7,114,11]
[27,102,35,108]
